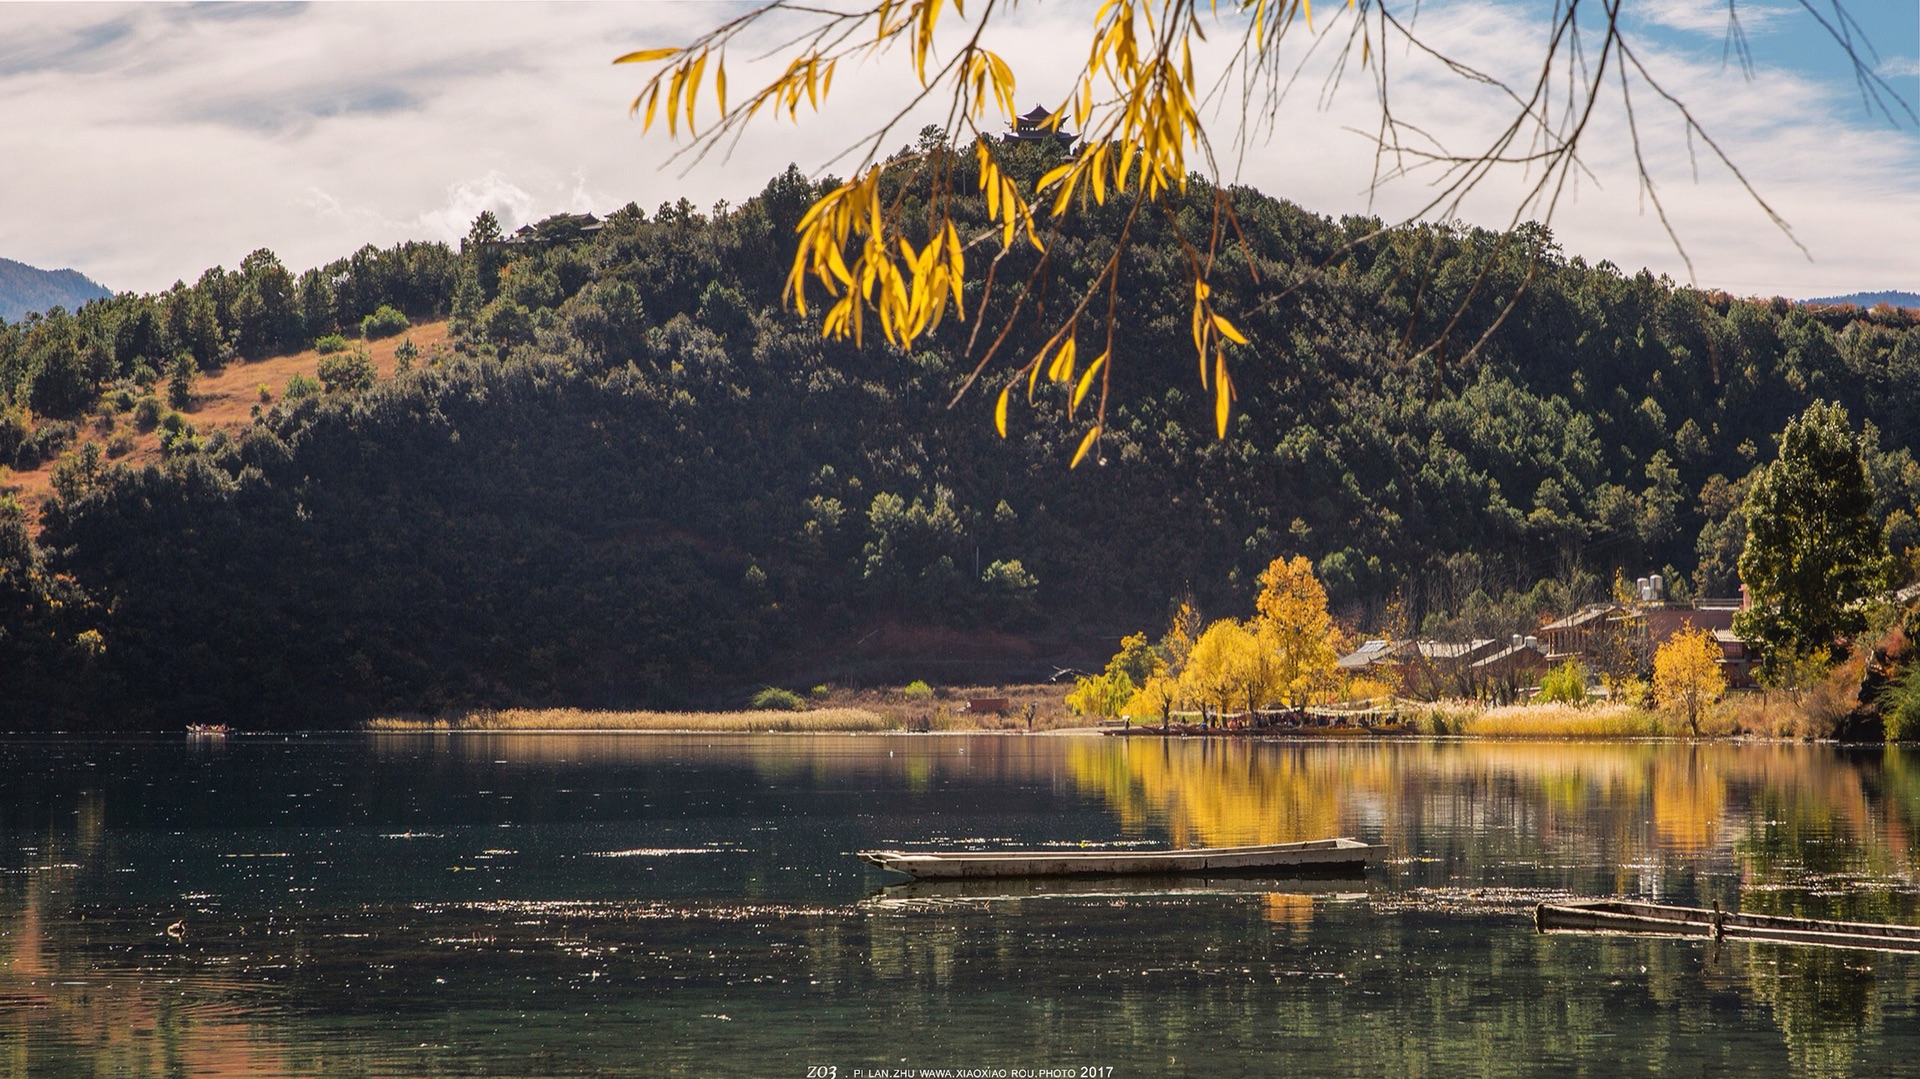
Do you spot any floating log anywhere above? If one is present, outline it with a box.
[858,837,1380,880]
[1535,899,1920,954]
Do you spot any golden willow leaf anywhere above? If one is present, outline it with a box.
[1071,424,1103,468]
[667,65,686,135]
[943,222,965,306]
[1073,352,1107,412]
[613,47,680,65]
[1211,312,1249,345]
[995,383,1011,438]
[1214,353,1232,438]
[686,51,708,130]
[1047,336,1077,382]
[716,61,728,117]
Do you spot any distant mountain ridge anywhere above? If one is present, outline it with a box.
[0,257,112,322]
[1803,290,1920,310]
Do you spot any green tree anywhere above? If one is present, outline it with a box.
[170,288,225,370]
[317,348,377,395]
[165,352,197,409]
[236,248,300,356]
[465,210,503,248]
[1108,631,1166,687]
[284,372,321,400]
[361,304,410,340]
[1735,401,1889,677]
[1066,669,1133,719]
[1537,661,1589,705]
[1071,630,1167,720]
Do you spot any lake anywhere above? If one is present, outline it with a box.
[4,733,1920,1077]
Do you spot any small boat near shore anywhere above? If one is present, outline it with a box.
[866,873,1369,907]
[859,837,1380,880]
[1535,899,1920,954]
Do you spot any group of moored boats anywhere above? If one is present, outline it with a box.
[859,838,1920,953]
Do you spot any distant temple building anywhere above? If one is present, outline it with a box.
[1004,105,1076,150]
[462,212,605,255]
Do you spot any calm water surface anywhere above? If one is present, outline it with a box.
[5,733,1920,1077]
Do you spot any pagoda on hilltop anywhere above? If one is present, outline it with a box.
[1003,104,1076,150]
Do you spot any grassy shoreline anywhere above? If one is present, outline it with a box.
[362,684,1841,740]
[366,707,894,733]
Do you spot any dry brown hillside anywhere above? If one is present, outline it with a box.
[0,321,450,525]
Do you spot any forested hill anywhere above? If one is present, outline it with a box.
[5,157,1920,728]
[0,257,111,323]
[1805,291,1920,311]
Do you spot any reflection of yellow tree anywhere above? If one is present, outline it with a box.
[1650,749,1726,855]
[1,813,312,1077]
[1065,740,1344,849]
[1261,892,1314,927]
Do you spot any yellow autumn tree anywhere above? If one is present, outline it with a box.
[1252,555,1340,707]
[1160,599,1202,674]
[1653,627,1727,737]
[1180,619,1254,722]
[1122,672,1181,728]
[1065,669,1133,719]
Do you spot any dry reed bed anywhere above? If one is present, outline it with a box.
[367,707,894,733]
[1459,702,1668,738]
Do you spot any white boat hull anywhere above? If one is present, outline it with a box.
[858,837,1379,880]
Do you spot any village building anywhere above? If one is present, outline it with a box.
[1345,574,1764,699]
[1539,604,1623,662]
[1537,577,1760,689]
[1713,629,1762,689]
[1469,637,1553,701]
[1335,638,1500,698]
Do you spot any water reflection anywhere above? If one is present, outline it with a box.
[4,734,1920,1076]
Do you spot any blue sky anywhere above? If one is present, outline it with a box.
[0,1,1912,300]
[1633,0,1917,106]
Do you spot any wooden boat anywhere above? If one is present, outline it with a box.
[858,837,1379,880]
[865,874,1368,907]
[1535,899,1920,954]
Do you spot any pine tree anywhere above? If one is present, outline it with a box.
[1735,401,1889,680]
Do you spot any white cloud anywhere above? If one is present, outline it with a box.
[412,174,542,242]
[0,1,1911,300]
[1636,0,1794,37]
